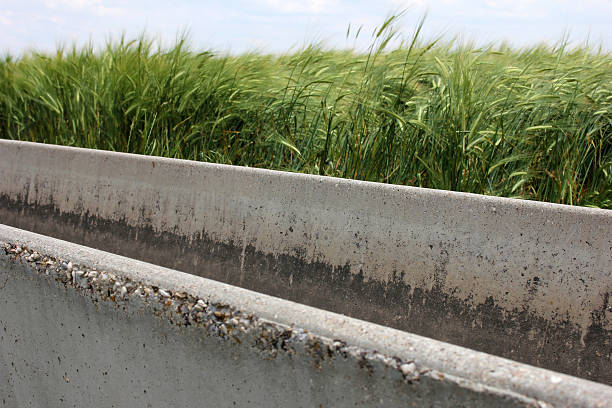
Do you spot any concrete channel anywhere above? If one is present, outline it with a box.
[0,140,611,406]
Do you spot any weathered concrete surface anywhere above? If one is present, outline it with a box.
[1,225,611,407]
[0,140,610,383]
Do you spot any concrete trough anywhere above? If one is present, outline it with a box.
[2,225,611,407]
[0,140,611,406]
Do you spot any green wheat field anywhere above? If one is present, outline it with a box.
[1,16,610,208]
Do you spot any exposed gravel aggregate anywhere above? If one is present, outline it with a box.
[2,242,430,384]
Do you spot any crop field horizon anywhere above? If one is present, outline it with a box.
[1,16,610,208]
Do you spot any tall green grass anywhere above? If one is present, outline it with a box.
[1,17,610,208]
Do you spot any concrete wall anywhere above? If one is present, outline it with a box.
[0,140,610,383]
[2,225,611,407]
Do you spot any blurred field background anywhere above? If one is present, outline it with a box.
[1,16,610,208]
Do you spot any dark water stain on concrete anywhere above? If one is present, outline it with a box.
[1,194,610,385]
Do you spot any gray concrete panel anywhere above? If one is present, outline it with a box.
[1,225,611,407]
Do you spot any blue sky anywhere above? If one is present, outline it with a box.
[1,1,611,55]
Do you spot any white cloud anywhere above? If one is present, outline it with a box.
[43,0,124,16]
[43,0,98,8]
[94,5,124,16]
[259,0,340,14]
[33,14,65,24]
[0,10,13,25]
[389,0,428,8]
[482,0,540,18]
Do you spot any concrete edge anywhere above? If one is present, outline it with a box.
[2,140,609,216]
[1,223,610,407]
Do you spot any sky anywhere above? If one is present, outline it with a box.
[1,0,611,56]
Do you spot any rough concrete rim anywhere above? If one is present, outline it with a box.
[2,224,610,407]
